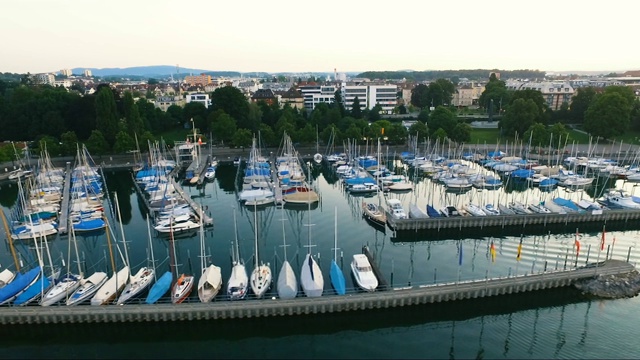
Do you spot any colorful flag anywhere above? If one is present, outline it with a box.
[516,238,523,261]
[601,226,606,251]
[490,241,496,263]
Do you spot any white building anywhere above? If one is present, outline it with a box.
[298,84,336,111]
[53,79,72,88]
[341,83,397,114]
[185,93,211,108]
[505,80,575,111]
[34,73,55,85]
[59,69,72,77]
[83,69,92,77]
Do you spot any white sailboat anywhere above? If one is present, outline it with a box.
[116,216,156,305]
[250,203,272,298]
[41,217,83,306]
[276,207,297,299]
[170,217,194,304]
[227,209,248,300]
[197,208,222,303]
[300,200,324,297]
[91,194,130,306]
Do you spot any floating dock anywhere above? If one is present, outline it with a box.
[0,260,632,324]
[171,177,213,226]
[386,209,640,233]
[56,162,72,235]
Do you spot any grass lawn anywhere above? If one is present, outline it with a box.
[469,128,501,144]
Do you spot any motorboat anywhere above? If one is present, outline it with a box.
[482,204,500,216]
[350,254,378,292]
[386,199,407,220]
[362,201,386,227]
[154,214,200,233]
[204,166,216,180]
[464,203,486,216]
[348,182,379,194]
[598,189,640,209]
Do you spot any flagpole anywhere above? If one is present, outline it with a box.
[596,225,605,274]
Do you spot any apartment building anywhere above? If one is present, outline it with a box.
[184,74,212,86]
[341,83,397,114]
[34,73,55,85]
[83,69,92,77]
[185,93,211,108]
[59,69,72,77]
[298,83,336,111]
[505,80,575,110]
[280,87,304,110]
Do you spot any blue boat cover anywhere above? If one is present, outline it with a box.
[0,266,42,304]
[14,275,50,305]
[330,260,346,295]
[146,271,171,304]
[426,205,441,217]
[553,197,580,211]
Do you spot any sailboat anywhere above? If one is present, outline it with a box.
[91,194,131,306]
[300,198,324,297]
[250,203,272,298]
[13,222,53,306]
[329,207,346,295]
[170,216,194,304]
[276,207,297,299]
[116,216,156,305]
[145,216,172,305]
[197,208,222,303]
[227,209,248,300]
[41,217,83,306]
[362,139,387,228]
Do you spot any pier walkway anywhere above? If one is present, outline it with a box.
[171,177,213,226]
[0,260,632,324]
[56,162,72,235]
[386,209,640,233]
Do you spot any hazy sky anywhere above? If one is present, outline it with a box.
[2,0,637,74]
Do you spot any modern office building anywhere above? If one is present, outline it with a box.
[341,83,397,114]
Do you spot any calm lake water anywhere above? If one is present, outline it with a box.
[1,160,640,359]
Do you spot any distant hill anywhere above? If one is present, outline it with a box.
[71,65,217,78]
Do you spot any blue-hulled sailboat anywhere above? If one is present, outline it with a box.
[329,208,346,296]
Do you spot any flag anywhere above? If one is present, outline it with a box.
[490,241,496,263]
[516,238,523,261]
[198,137,202,145]
[601,226,606,251]
[458,243,463,266]
[381,127,385,135]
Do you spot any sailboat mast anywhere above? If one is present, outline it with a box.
[334,207,338,262]
[254,202,259,267]
[233,209,240,264]
[71,220,82,277]
[114,193,131,271]
[281,207,287,260]
[146,216,156,282]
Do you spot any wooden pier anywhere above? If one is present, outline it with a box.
[171,177,213,226]
[386,209,640,234]
[0,260,632,324]
[56,162,72,235]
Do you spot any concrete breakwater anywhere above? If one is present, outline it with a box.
[0,260,633,324]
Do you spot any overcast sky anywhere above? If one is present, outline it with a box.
[2,0,637,74]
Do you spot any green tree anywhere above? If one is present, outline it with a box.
[569,87,596,123]
[123,91,144,137]
[410,84,429,109]
[450,122,472,144]
[428,106,456,135]
[113,131,135,153]
[95,87,120,146]
[433,128,448,143]
[548,123,569,147]
[523,123,548,149]
[479,76,510,113]
[246,102,263,132]
[368,104,382,121]
[37,135,61,157]
[584,92,632,139]
[211,113,237,145]
[60,131,78,156]
[232,128,253,148]
[499,98,539,137]
[417,109,430,123]
[211,86,249,126]
[258,123,276,147]
[344,124,362,142]
[351,96,362,119]
[510,89,547,122]
[385,123,408,144]
[85,130,110,155]
[297,124,316,144]
[408,121,429,142]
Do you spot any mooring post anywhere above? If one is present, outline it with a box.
[586,244,590,265]
[508,267,511,278]
[544,260,547,272]
[606,245,610,260]
[434,268,437,284]
[627,246,632,263]
[564,250,568,270]
[390,258,394,288]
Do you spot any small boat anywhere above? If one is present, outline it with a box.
[509,202,532,215]
[300,201,324,298]
[227,211,248,300]
[350,254,378,292]
[386,199,407,220]
[408,203,428,219]
[598,189,640,209]
[348,182,379,194]
[464,203,486,217]
[145,271,172,304]
[276,207,297,299]
[154,214,200,233]
[41,273,82,307]
[362,201,386,227]
[116,267,155,305]
[91,266,130,306]
[172,273,194,304]
[498,204,516,215]
[528,203,552,214]
[204,166,216,180]
[0,267,42,305]
[482,204,500,216]
[440,206,462,217]
[66,272,108,306]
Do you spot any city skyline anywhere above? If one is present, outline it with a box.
[2,0,637,75]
